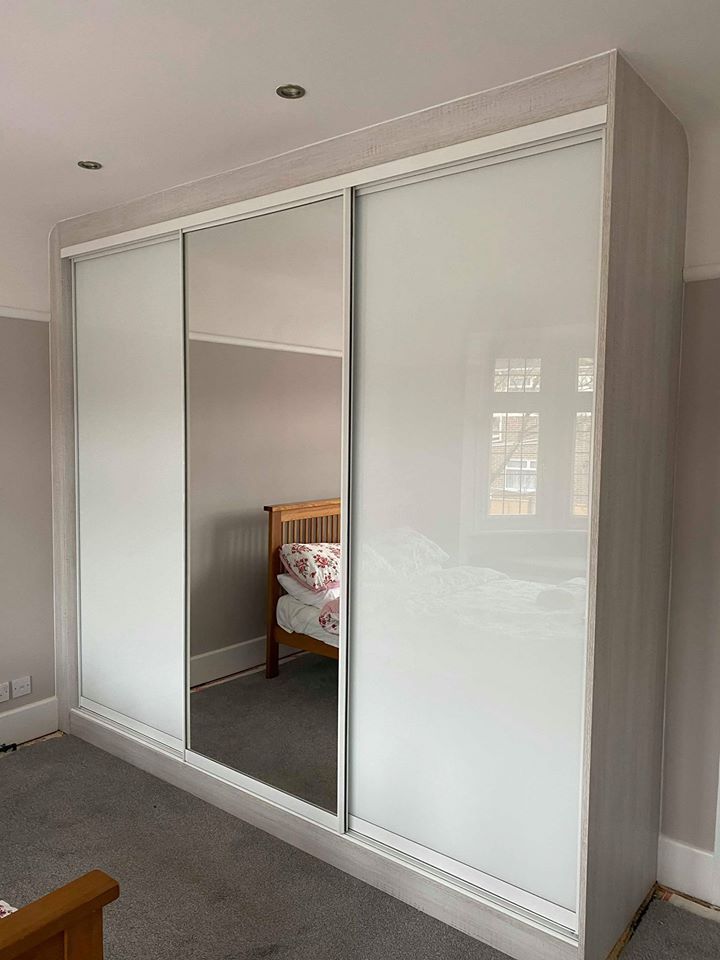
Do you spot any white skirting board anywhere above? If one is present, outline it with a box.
[189,636,294,686]
[658,834,720,905]
[683,263,720,283]
[0,696,59,745]
[68,706,577,960]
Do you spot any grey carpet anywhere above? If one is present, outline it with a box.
[622,900,720,959]
[0,735,509,960]
[3,736,715,960]
[190,654,337,812]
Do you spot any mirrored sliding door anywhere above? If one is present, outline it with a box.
[348,138,603,920]
[185,198,344,813]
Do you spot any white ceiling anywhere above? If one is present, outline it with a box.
[3,0,720,248]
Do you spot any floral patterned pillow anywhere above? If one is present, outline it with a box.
[280,542,341,593]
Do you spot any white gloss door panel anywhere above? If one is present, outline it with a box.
[348,138,603,919]
[75,238,185,746]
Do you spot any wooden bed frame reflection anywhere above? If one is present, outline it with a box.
[265,498,341,678]
[0,871,119,960]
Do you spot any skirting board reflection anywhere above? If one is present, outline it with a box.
[189,653,338,812]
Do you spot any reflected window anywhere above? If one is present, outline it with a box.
[489,412,539,515]
[494,358,541,393]
[577,357,594,392]
[572,412,592,516]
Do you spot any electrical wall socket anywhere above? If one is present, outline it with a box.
[11,676,31,699]
[0,682,9,703]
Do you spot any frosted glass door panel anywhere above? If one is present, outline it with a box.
[349,139,603,914]
[185,197,344,352]
[75,238,185,743]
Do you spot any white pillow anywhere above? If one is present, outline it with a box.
[277,573,340,609]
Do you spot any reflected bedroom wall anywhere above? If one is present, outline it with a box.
[188,341,342,682]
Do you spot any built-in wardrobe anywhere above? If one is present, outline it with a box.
[50,52,687,960]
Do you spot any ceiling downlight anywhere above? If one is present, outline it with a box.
[276,84,306,100]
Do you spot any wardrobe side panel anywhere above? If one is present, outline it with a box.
[582,52,688,960]
[75,239,185,743]
[50,227,78,729]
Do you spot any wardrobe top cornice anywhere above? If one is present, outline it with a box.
[55,51,613,251]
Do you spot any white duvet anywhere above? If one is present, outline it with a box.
[276,562,586,653]
[276,594,340,647]
[379,565,587,643]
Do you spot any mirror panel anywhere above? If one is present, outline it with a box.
[185,197,343,813]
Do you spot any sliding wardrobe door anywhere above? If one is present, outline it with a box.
[184,197,343,813]
[349,138,603,922]
[75,237,185,748]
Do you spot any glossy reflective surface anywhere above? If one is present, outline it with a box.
[76,238,185,742]
[348,139,603,911]
[185,198,343,812]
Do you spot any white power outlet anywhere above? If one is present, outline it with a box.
[0,682,8,703]
[11,676,31,699]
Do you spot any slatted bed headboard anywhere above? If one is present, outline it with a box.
[265,498,341,549]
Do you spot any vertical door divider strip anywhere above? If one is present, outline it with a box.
[337,186,354,833]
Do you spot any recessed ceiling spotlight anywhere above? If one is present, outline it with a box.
[276,84,306,100]
[77,160,103,170]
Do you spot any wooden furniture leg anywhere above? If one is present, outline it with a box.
[266,507,282,678]
[265,630,279,679]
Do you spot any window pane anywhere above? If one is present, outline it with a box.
[508,358,526,391]
[572,412,593,516]
[493,358,509,392]
[497,357,542,392]
[525,358,541,392]
[577,357,594,392]
[489,412,539,515]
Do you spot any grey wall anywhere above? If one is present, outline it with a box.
[662,277,720,852]
[0,316,54,713]
[188,341,342,658]
[0,217,51,316]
